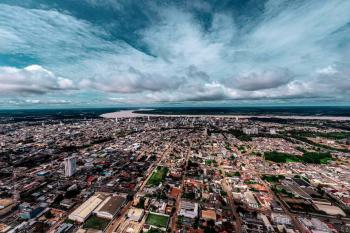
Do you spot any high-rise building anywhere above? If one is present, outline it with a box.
[64,156,77,177]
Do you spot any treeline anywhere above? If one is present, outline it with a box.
[227,129,253,141]
[288,130,350,140]
[264,151,332,164]
[285,131,349,152]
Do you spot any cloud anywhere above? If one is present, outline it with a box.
[0,65,76,95]
[0,1,349,104]
[316,65,338,75]
[313,64,350,92]
[0,3,117,67]
[80,67,184,94]
[24,99,72,104]
[225,68,294,91]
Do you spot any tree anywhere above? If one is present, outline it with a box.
[44,210,54,219]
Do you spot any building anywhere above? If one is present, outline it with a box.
[64,156,77,177]
[68,193,107,223]
[269,128,277,135]
[0,199,16,216]
[243,127,259,135]
[93,195,126,219]
[271,212,292,226]
[7,222,28,233]
[56,223,73,233]
[201,209,216,221]
[259,214,274,232]
[127,208,145,222]
[178,201,199,219]
[298,217,334,233]
[242,217,267,233]
[243,191,260,209]
[36,171,50,177]
[18,203,44,220]
[60,199,76,209]
[0,223,11,233]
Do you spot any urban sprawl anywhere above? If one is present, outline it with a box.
[0,115,350,233]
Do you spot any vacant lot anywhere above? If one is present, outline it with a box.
[83,216,110,230]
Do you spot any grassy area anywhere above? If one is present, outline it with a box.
[205,160,212,165]
[148,229,164,233]
[302,152,332,164]
[286,158,299,163]
[320,157,332,164]
[244,180,258,185]
[264,151,332,164]
[146,213,169,228]
[226,171,241,177]
[265,151,300,163]
[147,166,168,186]
[272,186,294,198]
[83,216,110,230]
[64,219,75,224]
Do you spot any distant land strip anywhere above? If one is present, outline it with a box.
[100,110,350,121]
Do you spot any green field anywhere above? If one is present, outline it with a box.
[147,166,168,186]
[83,216,110,230]
[146,213,169,228]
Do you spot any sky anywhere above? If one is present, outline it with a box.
[0,0,350,108]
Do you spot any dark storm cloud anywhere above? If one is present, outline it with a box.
[227,68,294,91]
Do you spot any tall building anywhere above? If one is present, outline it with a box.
[64,156,77,177]
[203,127,208,136]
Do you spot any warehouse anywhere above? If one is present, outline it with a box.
[68,193,108,223]
[93,195,126,219]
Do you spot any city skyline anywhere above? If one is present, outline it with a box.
[0,0,350,108]
[1,112,349,232]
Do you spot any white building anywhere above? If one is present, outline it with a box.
[243,191,259,209]
[68,193,106,223]
[127,208,145,222]
[64,156,77,177]
[178,201,198,219]
[243,127,258,135]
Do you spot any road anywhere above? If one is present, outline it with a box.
[221,178,242,233]
[218,142,260,232]
[170,140,191,233]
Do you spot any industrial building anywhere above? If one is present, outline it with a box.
[68,193,126,223]
[93,195,126,219]
[68,193,107,223]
